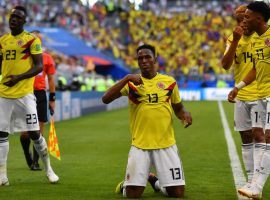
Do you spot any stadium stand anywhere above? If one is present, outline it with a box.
[0,0,248,89]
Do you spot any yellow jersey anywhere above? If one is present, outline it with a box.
[0,31,42,98]
[225,34,258,101]
[251,28,270,99]
[120,73,181,150]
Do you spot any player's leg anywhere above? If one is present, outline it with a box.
[32,90,48,170]
[0,97,13,186]
[16,94,58,183]
[0,131,9,186]
[116,146,150,198]
[153,145,185,198]
[20,131,32,168]
[234,100,255,183]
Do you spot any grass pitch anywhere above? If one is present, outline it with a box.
[0,101,269,199]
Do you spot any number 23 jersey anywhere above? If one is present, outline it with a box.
[121,73,181,150]
[0,31,42,98]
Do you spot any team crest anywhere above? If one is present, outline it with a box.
[17,40,23,46]
[157,82,165,89]
[265,38,270,47]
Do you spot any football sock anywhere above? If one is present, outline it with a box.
[0,138,9,178]
[20,135,32,167]
[154,180,168,196]
[32,144,39,164]
[253,143,266,182]
[33,136,51,172]
[122,187,126,197]
[255,144,270,190]
[242,143,254,182]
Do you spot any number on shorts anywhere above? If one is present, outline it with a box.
[170,168,181,180]
[255,111,259,123]
[26,114,38,124]
[267,112,270,124]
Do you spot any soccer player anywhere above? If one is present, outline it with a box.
[222,5,264,188]
[102,44,192,198]
[228,1,270,199]
[0,6,59,185]
[20,30,56,171]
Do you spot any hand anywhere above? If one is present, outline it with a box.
[128,74,143,86]
[228,87,238,103]
[49,101,55,116]
[181,111,192,128]
[232,26,244,41]
[3,75,21,87]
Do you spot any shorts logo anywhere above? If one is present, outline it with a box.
[157,82,165,89]
[265,38,270,47]
[17,40,23,46]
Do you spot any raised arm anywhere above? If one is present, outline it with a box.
[221,26,243,70]
[102,74,143,104]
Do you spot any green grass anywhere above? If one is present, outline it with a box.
[0,101,269,199]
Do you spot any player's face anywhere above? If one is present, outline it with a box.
[243,9,258,33]
[137,49,156,75]
[9,9,26,31]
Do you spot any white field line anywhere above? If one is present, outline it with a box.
[218,101,248,200]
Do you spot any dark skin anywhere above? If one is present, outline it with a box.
[102,48,192,198]
[0,9,43,139]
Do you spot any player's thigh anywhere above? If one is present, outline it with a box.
[234,100,253,131]
[124,146,150,187]
[0,97,13,133]
[153,145,185,187]
[34,90,48,123]
[257,99,267,129]
[13,94,39,133]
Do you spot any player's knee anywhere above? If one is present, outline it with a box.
[20,132,29,139]
[28,131,40,140]
[125,186,144,199]
[166,185,185,198]
[265,131,270,143]
[240,130,253,143]
[253,127,265,143]
[0,131,9,138]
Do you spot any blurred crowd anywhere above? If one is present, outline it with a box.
[0,0,249,89]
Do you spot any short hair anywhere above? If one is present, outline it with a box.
[136,44,156,57]
[247,1,270,22]
[13,5,27,16]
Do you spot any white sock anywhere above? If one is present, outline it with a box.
[155,180,168,196]
[122,187,126,197]
[0,138,9,178]
[242,143,254,182]
[253,143,266,182]
[33,136,51,172]
[255,144,270,190]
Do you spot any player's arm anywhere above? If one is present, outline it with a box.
[48,73,56,115]
[172,102,192,128]
[4,53,43,87]
[221,26,243,70]
[0,54,2,75]
[228,66,256,103]
[102,74,142,104]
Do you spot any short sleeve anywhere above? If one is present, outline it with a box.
[30,38,43,55]
[120,83,129,96]
[171,82,181,104]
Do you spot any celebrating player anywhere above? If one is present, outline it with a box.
[102,44,192,198]
[228,1,270,199]
[20,30,56,171]
[0,6,59,185]
[222,4,264,189]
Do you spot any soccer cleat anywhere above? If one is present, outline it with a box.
[46,168,59,183]
[148,173,160,192]
[115,181,124,194]
[238,184,262,200]
[31,162,42,171]
[0,177,9,186]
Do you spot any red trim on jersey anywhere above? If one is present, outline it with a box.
[128,82,141,104]
[21,38,35,60]
[165,82,176,102]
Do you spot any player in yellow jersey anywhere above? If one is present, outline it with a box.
[228,1,270,199]
[222,5,265,191]
[0,6,59,185]
[102,44,192,198]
